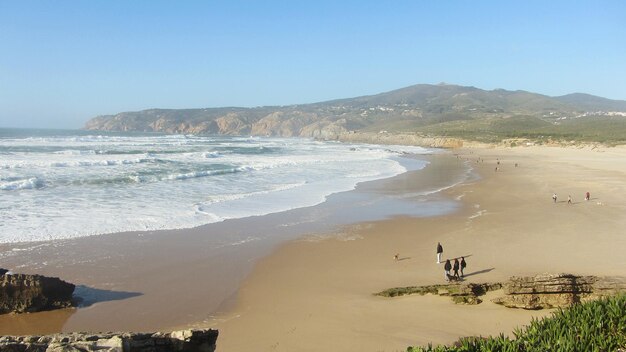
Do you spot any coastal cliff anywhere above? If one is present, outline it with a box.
[84,108,352,139]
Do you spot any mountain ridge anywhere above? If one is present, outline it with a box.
[84,83,626,144]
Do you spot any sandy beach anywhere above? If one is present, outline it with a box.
[206,145,626,351]
[0,150,464,335]
[1,144,625,352]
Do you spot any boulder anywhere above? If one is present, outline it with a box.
[0,273,75,314]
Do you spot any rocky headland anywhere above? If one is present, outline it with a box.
[83,83,626,146]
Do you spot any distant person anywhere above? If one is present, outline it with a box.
[394,253,399,261]
[460,257,467,277]
[568,195,572,204]
[585,192,590,201]
[436,242,443,263]
[552,193,558,203]
[495,167,498,172]
[515,163,518,167]
[453,259,460,279]
[444,260,452,281]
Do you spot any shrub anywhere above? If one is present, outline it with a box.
[407,294,626,352]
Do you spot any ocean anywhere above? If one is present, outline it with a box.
[0,128,437,243]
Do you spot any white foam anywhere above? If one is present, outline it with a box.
[0,134,438,243]
[468,210,487,220]
[53,149,97,155]
[0,177,45,190]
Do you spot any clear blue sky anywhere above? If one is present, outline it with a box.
[1,1,625,128]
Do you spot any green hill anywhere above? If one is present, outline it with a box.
[84,83,626,145]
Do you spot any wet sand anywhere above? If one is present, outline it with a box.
[0,309,75,336]
[0,152,468,335]
[207,145,626,351]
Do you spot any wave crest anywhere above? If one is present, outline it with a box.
[0,177,45,191]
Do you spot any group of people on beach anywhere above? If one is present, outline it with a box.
[552,191,591,204]
[437,242,466,281]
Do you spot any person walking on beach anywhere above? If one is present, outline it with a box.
[586,192,590,201]
[436,242,443,263]
[453,259,460,279]
[552,193,558,203]
[568,195,572,204]
[444,259,452,281]
[460,257,467,277]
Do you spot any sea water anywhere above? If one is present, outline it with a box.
[0,128,435,243]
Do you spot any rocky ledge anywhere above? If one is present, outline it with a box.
[492,273,626,309]
[0,270,75,314]
[376,273,626,309]
[0,329,218,352]
[375,282,502,305]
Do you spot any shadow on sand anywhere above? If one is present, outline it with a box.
[441,254,472,263]
[73,285,143,308]
[463,267,495,278]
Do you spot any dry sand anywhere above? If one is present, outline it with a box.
[207,145,626,352]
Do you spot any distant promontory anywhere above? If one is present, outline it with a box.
[84,84,626,145]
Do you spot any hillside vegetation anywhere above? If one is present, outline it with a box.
[84,84,626,145]
[408,294,626,352]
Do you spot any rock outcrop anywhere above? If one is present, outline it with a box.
[375,282,502,305]
[0,329,218,352]
[492,273,626,309]
[377,273,626,309]
[0,272,75,314]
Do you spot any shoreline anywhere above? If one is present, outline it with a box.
[1,144,625,350]
[0,151,469,335]
[206,144,626,351]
